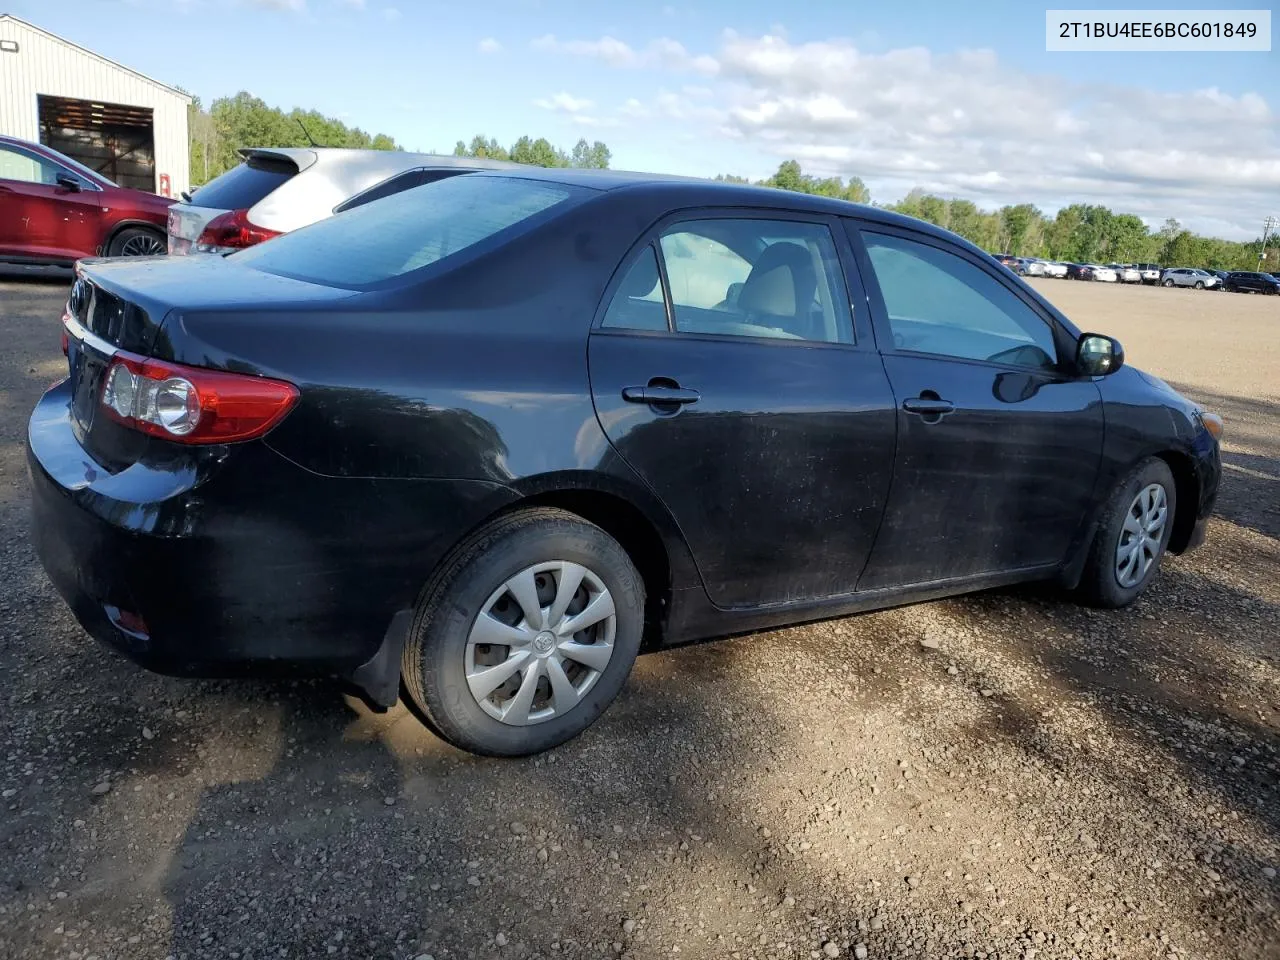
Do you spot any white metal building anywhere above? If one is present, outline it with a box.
[0,15,190,197]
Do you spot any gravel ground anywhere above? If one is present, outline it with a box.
[0,276,1277,960]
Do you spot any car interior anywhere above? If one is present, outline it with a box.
[602,220,850,343]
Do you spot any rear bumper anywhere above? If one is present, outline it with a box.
[27,381,510,687]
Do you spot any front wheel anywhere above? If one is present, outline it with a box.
[1077,458,1177,609]
[401,507,644,757]
[1194,280,1204,289]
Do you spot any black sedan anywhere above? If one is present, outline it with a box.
[28,170,1223,757]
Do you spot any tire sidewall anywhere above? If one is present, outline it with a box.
[108,226,162,257]
[412,517,644,756]
[1091,459,1177,606]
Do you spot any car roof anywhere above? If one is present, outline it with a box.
[240,146,522,174]
[462,166,991,254]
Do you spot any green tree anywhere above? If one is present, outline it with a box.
[570,138,612,169]
[999,204,1044,257]
[190,91,400,185]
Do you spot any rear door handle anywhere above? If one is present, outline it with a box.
[622,385,700,405]
[902,397,954,416]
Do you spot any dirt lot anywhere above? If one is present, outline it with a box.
[0,276,1277,960]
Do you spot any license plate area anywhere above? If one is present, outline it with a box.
[69,339,109,436]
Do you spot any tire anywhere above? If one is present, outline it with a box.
[1077,458,1177,609]
[1194,281,1204,289]
[107,226,165,257]
[401,507,644,757]
[1162,279,1174,287]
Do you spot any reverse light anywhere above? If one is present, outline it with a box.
[194,208,281,254]
[99,351,298,443]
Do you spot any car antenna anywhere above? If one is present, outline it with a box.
[296,117,319,147]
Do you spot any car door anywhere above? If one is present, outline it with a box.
[0,144,102,261]
[846,222,1105,589]
[588,211,897,608]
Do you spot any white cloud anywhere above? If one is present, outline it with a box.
[477,37,502,54]
[242,0,305,9]
[531,33,717,75]
[534,91,595,114]
[567,30,1277,238]
[336,0,364,8]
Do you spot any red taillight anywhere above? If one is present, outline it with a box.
[195,208,281,252]
[99,351,298,444]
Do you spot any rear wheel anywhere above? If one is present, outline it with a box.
[401,507,644,757]
[1077,458,1177,609]
[107,227,165,257]
[1162,279,1174,287]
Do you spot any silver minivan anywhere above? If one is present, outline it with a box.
[167,148,518,256]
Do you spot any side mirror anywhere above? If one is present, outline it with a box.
[1077,332,1124,377]
[55,173,81,192]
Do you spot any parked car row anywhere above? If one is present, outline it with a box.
[0,134,519,266]
[990,249,1278,295]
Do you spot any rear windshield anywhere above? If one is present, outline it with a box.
[233,175,581,288]
[190,155,297,209]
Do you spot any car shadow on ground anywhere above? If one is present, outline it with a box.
[142,528,1280,959]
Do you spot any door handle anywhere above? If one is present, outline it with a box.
[622,385,700,405]
[902,397,954,416]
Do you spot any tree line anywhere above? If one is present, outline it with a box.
[184,92,612,187]
[730,161,1268,271]
[182,94,1267,269]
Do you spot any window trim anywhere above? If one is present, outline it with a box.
[844,219,1079,376]
[592,206,873,351]
[0,143,103,191]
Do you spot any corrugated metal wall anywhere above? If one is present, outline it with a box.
[0,17,190,197]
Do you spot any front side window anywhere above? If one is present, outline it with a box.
[0,145,62,185]
[862,230,1058,370]
[601,218,852,344]
[235,175,580,288]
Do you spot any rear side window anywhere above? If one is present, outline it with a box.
[190,155,297,209]
[235,175,579,288]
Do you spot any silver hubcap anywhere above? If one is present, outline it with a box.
[465,561,616,726]
[120,234,164,256]
[1115,483,1168,588]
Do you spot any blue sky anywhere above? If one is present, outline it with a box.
[8,0,1277,237]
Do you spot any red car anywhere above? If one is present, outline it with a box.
[0,135,172,265]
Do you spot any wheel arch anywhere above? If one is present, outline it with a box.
[1154,449,1201,554]
[497,472,702,649]
[101,219,165,254]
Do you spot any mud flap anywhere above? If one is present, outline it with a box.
[348,609,414,710]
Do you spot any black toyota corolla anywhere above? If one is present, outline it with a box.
[28,169,1223,757]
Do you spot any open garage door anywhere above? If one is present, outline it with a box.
[38,94,157,193]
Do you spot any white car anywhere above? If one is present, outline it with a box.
[1108,264,1142,283]
[1135,263,1162,284]
[1087,264,1118,282]
[167,148,518,256]
[1024,259,1047,276]
[1040,261,1069,278]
